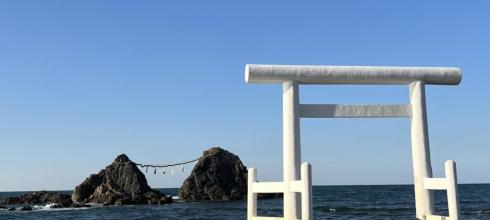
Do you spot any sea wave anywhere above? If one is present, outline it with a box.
[315,205,414,214]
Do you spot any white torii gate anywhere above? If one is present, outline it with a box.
[244,64,462,220]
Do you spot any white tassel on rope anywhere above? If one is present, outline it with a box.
[181,165,184,172]
[162,167,166,174]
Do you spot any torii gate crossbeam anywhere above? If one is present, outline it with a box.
[245,64,462,220]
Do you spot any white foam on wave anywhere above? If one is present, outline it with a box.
[28,203,94,212]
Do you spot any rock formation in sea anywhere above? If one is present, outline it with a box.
[179,147,248,201]
[71,154,172,205]
[0,191,74,208]
[18,206,33,211]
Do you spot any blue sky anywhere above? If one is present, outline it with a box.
[0,1,489,191]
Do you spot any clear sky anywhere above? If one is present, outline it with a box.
[0,1,489,191]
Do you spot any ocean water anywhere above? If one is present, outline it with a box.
[1,184,490,219]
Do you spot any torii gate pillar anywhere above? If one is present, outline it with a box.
[410,81,435,218]
[283,80,302,219]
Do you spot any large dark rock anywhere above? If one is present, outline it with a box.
[179,147,248,201]
[0,191,73,208]
[71,154,172,205]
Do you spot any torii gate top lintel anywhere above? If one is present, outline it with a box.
[244,64,463,220]
[245,64,462,85]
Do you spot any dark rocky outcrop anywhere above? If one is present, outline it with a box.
[179,147,248,201]
[0,191,73,208]
[22,191,72,207]
[18,206,32,211]
[0,197,21,205]
[71,154,172,205]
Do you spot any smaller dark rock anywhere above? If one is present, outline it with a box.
[145,191,163,205]
[114,197,133,206]
[19,206,32,211]
[22,191,73,208]
[129,195,146,204]
[0,191,73,208]
[8,207,16,211]
[147,198,159,205]
[72,203,91,208]
[160,195,172,204]
[114,199,123,206]
[0,196,22,205]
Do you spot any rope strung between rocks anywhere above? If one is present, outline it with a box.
[132,149,222,175]
[135,157,201,169]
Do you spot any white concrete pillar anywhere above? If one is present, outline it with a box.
[283,80,301,220]
[301,162,312,220]
[247,168,257,220]
[409,81,435,219]
[445,160,460,220]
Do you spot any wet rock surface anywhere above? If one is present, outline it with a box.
[72,154,172,205]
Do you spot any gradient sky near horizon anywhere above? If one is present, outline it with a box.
[1,1,489,191]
